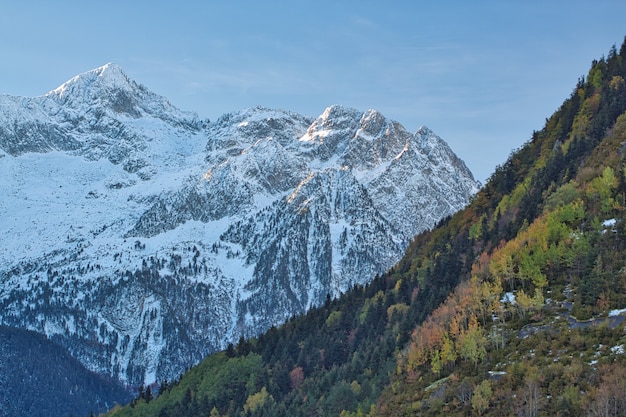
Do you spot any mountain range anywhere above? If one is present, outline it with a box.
[102,39,626,417]
[0,60,479,406]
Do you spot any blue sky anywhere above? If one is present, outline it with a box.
[1,1,625,182]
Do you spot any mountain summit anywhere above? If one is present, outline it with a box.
[0,65,479,388]
[46,63,193,123]
[48,63,137,101]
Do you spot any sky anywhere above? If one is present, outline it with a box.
[1,1,625,182]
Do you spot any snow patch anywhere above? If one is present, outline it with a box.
[609,308,626,317]
[603,218,617,227]
[501,292,517,305]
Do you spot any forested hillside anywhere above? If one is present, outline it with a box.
[105,38,626,417]
[377,39,626,416]
[0,326,132,417]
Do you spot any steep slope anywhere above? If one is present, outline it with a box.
[375,39,626,416]
[0,325,132,417]
[0,65,478,391]
[105,38,626,417]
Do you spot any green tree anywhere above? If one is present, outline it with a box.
[457,316,486,368]
[430,349,442,375]
[243,386,273,414]
[471,380,492,415]
[440,334,457,369]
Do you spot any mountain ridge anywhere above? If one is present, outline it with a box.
[0,63,479,394]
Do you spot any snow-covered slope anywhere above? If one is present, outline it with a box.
[0,64,479,388]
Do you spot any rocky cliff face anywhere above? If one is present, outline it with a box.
[0,64,479,387]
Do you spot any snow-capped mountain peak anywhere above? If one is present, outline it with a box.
[299,105,414,171]
[0,65,479,388]
[45,63,149,117]
[300,104,360,144]
[45,62,199,126]
[48,63,132,99]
